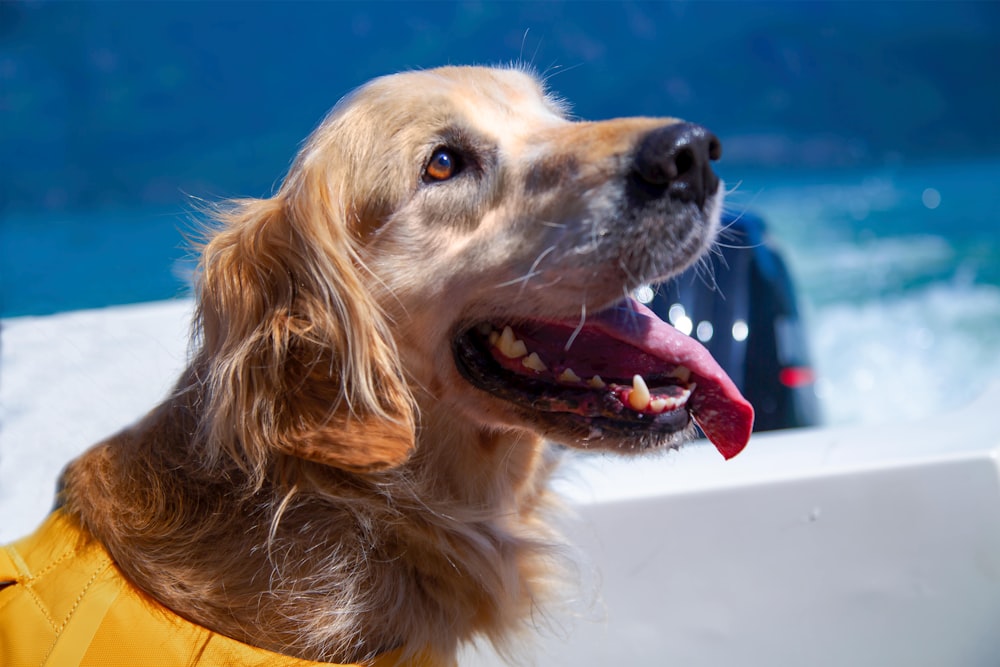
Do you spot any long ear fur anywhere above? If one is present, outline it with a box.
[193,188,415,484]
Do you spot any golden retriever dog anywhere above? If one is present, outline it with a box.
[5,66,753,664]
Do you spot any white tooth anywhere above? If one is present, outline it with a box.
[522,352,547,372]
[671,366,692,383]
[558,368,582,383]
[498,326,527,358]
[650,398,669,413]
[489,331,500,346]
[665,386,694,410]
[629,374,650,411]
[588,375,606,389]
[499,326,516,354]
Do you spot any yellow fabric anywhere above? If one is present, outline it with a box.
[0,511,442,667]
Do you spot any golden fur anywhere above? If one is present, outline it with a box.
[59,66,725,663]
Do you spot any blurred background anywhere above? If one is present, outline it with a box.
[2,0,999,428]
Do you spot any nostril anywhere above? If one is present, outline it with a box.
[674,147,695,178]
[708,136,722,161]
[631,122,722,207]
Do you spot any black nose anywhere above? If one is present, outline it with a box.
[631,122,722,207]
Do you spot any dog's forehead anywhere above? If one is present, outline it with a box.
[357,66,567,132]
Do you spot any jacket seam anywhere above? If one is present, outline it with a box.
[37,559,112,666]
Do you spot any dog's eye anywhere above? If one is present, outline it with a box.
[424,148,461,182]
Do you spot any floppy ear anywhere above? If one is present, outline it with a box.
[194,193,416,482]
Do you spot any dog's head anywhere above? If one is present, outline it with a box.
[195,66,752,479]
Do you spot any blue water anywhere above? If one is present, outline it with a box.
[1,208,194,316]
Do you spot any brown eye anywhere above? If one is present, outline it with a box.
[425,148,458,181]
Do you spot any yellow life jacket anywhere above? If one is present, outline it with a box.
[0,510,444,666]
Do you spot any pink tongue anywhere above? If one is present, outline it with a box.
[588,299,754,459]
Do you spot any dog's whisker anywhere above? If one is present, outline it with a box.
[621,286,645,330]
[520,245,558,296]
[623,285,635,306]
[494,271,543,290]
[617,258,643,292]
[691,252,724,296]
[519,28,532,65]
[713,239,763,251]
[533,276,563,290]
[494,245,557,293]
[540,61,585,83]
[529,32,545,73]
[563,303,587,352]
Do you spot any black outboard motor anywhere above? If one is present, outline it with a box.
[649,210,821,431]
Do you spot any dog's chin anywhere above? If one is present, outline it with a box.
[514,405,699,454]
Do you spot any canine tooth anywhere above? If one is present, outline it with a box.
[629,374,650,411]
[498,326,527,358]
[499,326,515,353]
[558,368,582,383]
[671,366,692,383]
[588,375,606,389]
[522,352,547,372]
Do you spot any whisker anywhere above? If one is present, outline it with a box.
[494,273,540,289]
[527,245,557,276]
[720,183,764,229]
[617,258,642,289]
[564,303,587,352]
[540,61,585,82]
[534,276,564,289]
[493,245,557,292]
[713,239,763,250]
[693,258,722,295]
[621,285,643,329]
[530,35,543,71]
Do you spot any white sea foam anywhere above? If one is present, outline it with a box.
[808,267,1000,427]
[732,164,1000,427]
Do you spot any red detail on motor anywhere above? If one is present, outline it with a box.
[779,366,815,388]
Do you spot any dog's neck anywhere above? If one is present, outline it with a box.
[62,381,561,663]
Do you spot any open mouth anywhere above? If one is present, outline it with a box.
[452,298,754,459]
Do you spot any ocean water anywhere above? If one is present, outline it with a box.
[1,207,195,317]
[726,159,1000,426]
